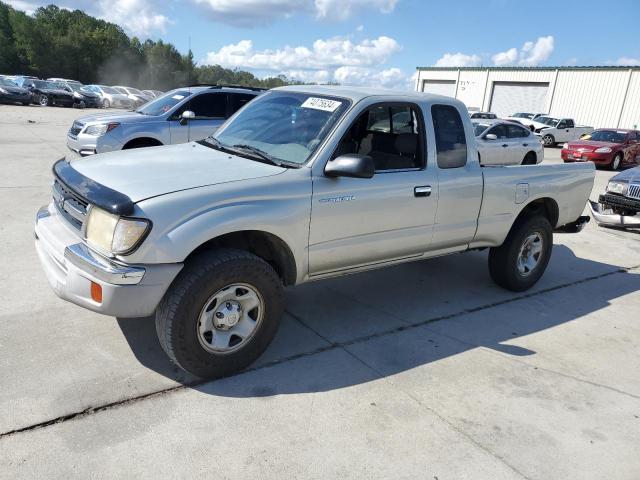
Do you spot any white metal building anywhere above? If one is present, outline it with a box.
[414,66,640,129]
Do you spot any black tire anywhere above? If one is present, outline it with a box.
[102,98,110,108]
[38,95,49,106]
[542,134,555,147]
[488,215,553,292]
[21,102,30,106]
[522,152,537,165]
[610,152,622,171]
[156,248,285,379]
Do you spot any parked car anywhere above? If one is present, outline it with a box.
[561,129,640,170]
[142,89,163,98]
[474,120,543,165]
[52,80,102,108]
[35,85,595,378]
[469,111,497,120]
[21,79,74,107]
[113,86,153,107]
[11,75,39,87]
[589,166,640,227]
[83,85,133,108]
[0,76,33,105]
[529,117,594,146]
[66,85,263,156]
[505,113,548,130]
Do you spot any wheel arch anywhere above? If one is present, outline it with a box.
[123,137,164,149]
[514,197,559,228]
[185,230,297,286]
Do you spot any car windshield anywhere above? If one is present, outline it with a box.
[473,123,491,136]
[136,90,193,116]
[587,130,628,143]
[0,78,17,87]
[101,86,119,94]
[513,113,533,119]
[66,83,83,92]
[128,87,143,95]
[539,117,559,127]
[209,91,351,166]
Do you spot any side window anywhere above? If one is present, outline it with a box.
[331,103,424,171]
[487,124,508,139]
[507,124,528,138]
[228,93,256,116]
[181,93,226,119]
[565,119,574,128]
[431,104,468,169]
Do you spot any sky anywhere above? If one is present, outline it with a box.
[7,0,640,89]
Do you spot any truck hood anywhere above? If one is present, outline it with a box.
[68,141,287,202]
[611,165,640,184]
[74,111,148,124]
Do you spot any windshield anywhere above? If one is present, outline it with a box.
[66,82,83,92]
[101,86,119,94]
[128,87,143,95]
[136,90,193,116]
[538,117,559,127]
[587,130,628,143]
[512,113,533,119]
[210,91,351,166]
[473,123,491,136]
[0,78,17,87]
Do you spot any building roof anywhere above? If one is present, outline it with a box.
[416,65,640,71]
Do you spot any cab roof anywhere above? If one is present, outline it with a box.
[273,84,456,104]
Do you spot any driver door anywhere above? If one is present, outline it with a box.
[169,92,227,144]
[308,103,438,276]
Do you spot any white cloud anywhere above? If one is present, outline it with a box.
[616,57,640,66]
[434,52,482,67]
[204,36,400,70]
[492,36,554,67]
[4,0,170,36]
[191,0,398,26]
[333,66,406,88]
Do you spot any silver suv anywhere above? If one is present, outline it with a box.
[66,85,263,157]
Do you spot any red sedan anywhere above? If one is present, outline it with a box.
[561,129,640,170]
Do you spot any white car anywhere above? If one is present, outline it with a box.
[113,86,153,107]
[83,85,133,109]
[474,120,544,165]
[530,117,594,147]
[505,113,547,130]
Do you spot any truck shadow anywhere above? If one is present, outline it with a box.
[117,245,639,396]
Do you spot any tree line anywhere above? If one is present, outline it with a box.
[0,2,295,90]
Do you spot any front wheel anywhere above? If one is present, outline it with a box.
[156,249,285,379]
[542,134,555,147]
[488,216,553,292]
[102,98,110,108]
[611,152,622,171]
[38,95,49,106]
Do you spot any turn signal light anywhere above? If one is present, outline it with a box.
[90,281,103,303]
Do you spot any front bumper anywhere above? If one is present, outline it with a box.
[34,204,182,318]
[589,200,640,228]
[66,130,124,156]
[561,149,613,165]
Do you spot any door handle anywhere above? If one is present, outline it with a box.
[502,144,508,148]
[522,143,528,147]
[414,186,431,197]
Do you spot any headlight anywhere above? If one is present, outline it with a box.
[606,181,627,195]
[562,143,568,149]
[595,147,612,153]
[0,87,7,94]
[84,122,120,136]
[85,207,150,255]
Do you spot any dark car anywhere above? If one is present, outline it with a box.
[53,80,102,108]
[589,165,640,228]
[22,79,75,107]
[561,129,640,170]
[0,77,33,105]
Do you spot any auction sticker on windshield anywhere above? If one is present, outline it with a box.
[301,97,342,112]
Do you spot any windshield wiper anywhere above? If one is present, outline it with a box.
[231,144,300,168]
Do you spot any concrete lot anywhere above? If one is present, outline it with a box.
[0,104,639,479]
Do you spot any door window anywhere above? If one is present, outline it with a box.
[487,124,508,139]
[332,103,424,171]
[507,124,529,138]
[179,93,226,119]
[432,105,468,169]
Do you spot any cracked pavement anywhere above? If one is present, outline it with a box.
[1,105,639,479]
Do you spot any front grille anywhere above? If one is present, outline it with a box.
[599,193,640,212]
[69,121,83,138]
[628,183,640,200]
[52,180,88,230]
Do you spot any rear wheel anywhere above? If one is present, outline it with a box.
[156,249,285,379]
[102,98,110,108]
[38,95,49,106]
[542,134,555,147]
[488,215,553,292]
[522,152,537,165]
[611,152,622,171]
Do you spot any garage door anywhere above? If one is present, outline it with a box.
[489,82,549,117]
[421,80,456,98]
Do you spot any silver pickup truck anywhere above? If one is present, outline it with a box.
[35,86,595,378]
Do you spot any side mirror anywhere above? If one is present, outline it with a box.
[325,154,374,179]
[180,110,195,125]
[484,133,498,141]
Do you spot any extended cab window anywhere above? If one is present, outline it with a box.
[332,103,424,171]
[432,104,468,169]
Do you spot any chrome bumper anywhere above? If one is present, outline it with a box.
[64,243,145,285]
[589,200,640,228]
